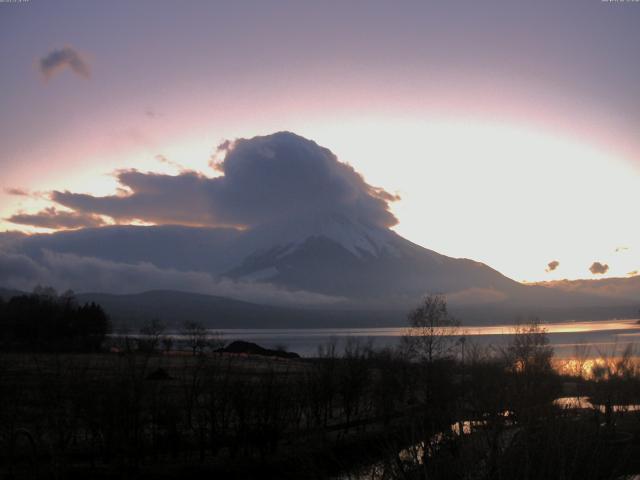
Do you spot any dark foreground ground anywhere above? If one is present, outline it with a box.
[1,346,640,480]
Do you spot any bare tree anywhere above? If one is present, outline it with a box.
[161,335,174,354]
[402,294,460,362]
[182,320,208,356]
[502,319,557,420]
[590,343,637,429]
[138,318,166,354]
[504,319,554,376]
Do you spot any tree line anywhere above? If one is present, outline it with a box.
[0,286,110,352]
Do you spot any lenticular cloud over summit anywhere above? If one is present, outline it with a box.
[52,132,399,229]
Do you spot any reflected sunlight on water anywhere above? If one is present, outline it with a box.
[554,397,640,413]
[208,319,640,358]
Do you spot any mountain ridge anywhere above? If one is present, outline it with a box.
[2,287,636,329]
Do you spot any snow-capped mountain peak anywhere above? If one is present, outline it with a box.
[239,212,399,259]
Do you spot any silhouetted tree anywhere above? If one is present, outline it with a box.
[0,288,110,352]
[138,318,166,354]
[402,294,461,363]
[182,320,208,356]
[505,319,554,377]
[502,319,558,422]
[161,335,174,354]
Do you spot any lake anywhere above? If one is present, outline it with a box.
[209,318,640,358]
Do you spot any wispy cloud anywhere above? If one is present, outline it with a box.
[0,247,343,307]
[4,187,30,197]
[39,46,90,81]
[6,207,105,230]
[155,154,187,172]
[145,108,163,119]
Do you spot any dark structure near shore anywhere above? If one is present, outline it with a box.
[218,340,300,359]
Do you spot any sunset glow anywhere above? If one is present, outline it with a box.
[1,0,639,284]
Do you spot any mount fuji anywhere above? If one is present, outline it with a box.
[223,212,518,302]
[3,211,633,326]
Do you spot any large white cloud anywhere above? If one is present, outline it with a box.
[51,132,398,229]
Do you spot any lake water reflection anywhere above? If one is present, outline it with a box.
[210,318,640,358]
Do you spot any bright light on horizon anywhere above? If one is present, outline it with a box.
[302,117,640,282]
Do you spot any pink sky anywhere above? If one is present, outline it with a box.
[1,0,639,281]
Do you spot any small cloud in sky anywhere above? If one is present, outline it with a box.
[145,108,162,119]
[39,46,90,81]
[545,260,560,272]
[3,188,49,200]
[615,246,629,253]
[6,207,105,230]
[4,187,30,197]
[589,261,609,275]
